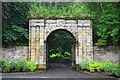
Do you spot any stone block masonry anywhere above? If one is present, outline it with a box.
[2,19,119,70]
[1,46,119,64]
[1,46,28,61]
[94,46,120,63]
[29,19,93,69]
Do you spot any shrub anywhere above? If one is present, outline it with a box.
[15,60,28,72]
[89,61,104,73]
[118,65,120,77]
[50,54,57,59]
[1,58,37,73]
[103,62,120,77]
[79,60,92,71]
[49,52,71,59]
[9,61,17,71]
[50,53,63,59]
[3,61,17,73]
[103,61,120,77]
[27,61,36,72]
[117,65,120,77]
[110,64,120,77]
[0,58,7,69]
[56,53,63,59]
[102,61,113,73]
[79,60,120,77]
[2,62,12,73]
[64,52,71,59]
[2,60,29,72]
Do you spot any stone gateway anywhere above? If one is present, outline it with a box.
[29,19,93,69]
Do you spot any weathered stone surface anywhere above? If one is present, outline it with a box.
[57,19,65,27]
[65,20,76,24]
[78,20,90,26]
[1,46,119,69]
[65,24,77,27]
[46,20,57,24]
[28,19,94,69]
[46,24,57,27]
[94,46,120,63]
[29,19,44,26]
[1,46,28,61]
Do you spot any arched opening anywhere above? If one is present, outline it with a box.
[29,19,93,70]
[46,29,76,70]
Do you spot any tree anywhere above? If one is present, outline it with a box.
[2,2,120,46]
[2,2,31,46]
[86,2,120,46]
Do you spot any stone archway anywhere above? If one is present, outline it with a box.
[29,19,93,69]
[46,29,77,68]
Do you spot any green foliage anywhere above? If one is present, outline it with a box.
[89,61,104,73]
[0,58,7,69]
[0,58,14,72]
[63,52,71,59]
[79,60,92,71]
[28,3,90,19]
[102,61,113,73]
[110,64,120,77]
[47,30,76,56]
[87,2,120,46]
[0,58,12,72]
[27,61,36,72]
[29,3,47,18]
[2,60,28,72]
[96,11,119,45]
[1,58,36,73]
[49,51,72,59]
[49,53,63,59]
[2,2,30,46]
[102,61,120,77]
[15,60,29,72]
[56,53,64,58]
[79,60,120,77]
[2,2,120,46]
[3,62,12,73]
[50,54,57,59]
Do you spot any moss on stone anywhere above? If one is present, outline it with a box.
[28,14,91,20]
[37,65,46,70]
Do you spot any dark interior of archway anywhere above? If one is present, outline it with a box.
[46,29,76,69]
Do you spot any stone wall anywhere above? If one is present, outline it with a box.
[93,46,120,63]
[1,46,28,61]
[1,46,120,63]
[29,19,93,67]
